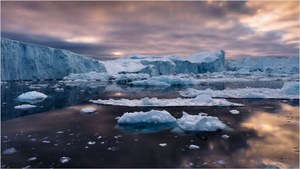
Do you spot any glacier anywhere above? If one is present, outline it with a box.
[1,38,106,81]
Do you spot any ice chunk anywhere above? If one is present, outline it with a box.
[1,38,106,81]
[60,157,71,163]
[14,104,37,110]
[188,144,200,149]
[117,110,176,124]
[177,112,227,132]
[221,134,230,139]
[16,91,47,104]
[229,109,240,114]
[281,81,299,95]
[159,143,167,147]
[2,147,17,154]
[91,97,243,107]
[114,73,150,84]
[28,157,37,161]
[80,108,97,114]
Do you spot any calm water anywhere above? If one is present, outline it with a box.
[1,81,299,168]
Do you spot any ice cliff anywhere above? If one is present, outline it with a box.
[1,38,106,80]
[102,50,225,76]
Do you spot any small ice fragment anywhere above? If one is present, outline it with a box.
[30,138,37,142]
[88,141,96,145]
[107,147,119,151]
[60,157,71,164]
[28,157,37,161]
[85,146,89,149]
[14,104,37,110]
[97,136,102,139]
[134,139,139,142]
[2,147,17,154]
[16,91,47,104]
[216,160,225,165]
[80,108,96,114]
[22,165,31,169]
[101,142,105,144]
[114,135,122,139]
[188,144,200,149]
[221,134,230,139]
[42,140,51,144]
[56,131,64,134]
[229,109,240,114]
[159,143,167,147]
[115,116,121,120]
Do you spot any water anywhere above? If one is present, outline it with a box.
[1,81,299,168]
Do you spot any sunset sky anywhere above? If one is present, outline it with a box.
[1,1,299,60]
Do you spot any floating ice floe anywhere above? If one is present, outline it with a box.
[90,95,243,107]
[221,134,230,139]
[117,110,176,124]
[2,147,17,155]
[16,91,47,104]
[129,75,200,86]
[114,73,150,84]
[28,157,37,161]
[60,157,71,163]
[14,104,37,110]
[177,112,227,132]
[229,109,240,114]
[188,144,200,149]
[159,143,167,147]
[180,82,299,99]
[80,108,97,114]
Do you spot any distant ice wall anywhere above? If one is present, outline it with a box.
[1,38,106,81]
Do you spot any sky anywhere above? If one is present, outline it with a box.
[1,1,299,60]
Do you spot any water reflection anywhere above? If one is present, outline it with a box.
[1,99,298,168]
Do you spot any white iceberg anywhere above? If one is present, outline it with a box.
[180,82,299,99]
[177,112,227,132]
[16,91,47,104]
[90,95,243,107]
[14,104,37,110]
[117,110,176,124]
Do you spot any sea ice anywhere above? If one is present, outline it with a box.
[117,110,176,124]
[91,95,243,107]
[129,75,200,86]
[80,108,97,114]
[16,91,47,104]
[177,112,227,132]
[180,82,299,99]
[14,104,37,110]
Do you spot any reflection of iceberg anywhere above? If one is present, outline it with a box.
[116,122,176,134]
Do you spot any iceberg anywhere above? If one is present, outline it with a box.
[16,91,47,104]
[117,110,176,124]
[102,50,225,76]
[177,112,227,132]
[180,82,299,99]
[1,38,106,80]
[226,56,299,75]
[90,95,243,107]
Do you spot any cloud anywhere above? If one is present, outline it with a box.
[1,1,298,59]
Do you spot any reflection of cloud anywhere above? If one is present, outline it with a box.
[239,103,299,168]
[1,1,298,59]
